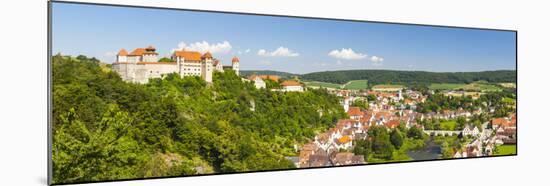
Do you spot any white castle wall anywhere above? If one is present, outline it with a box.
[114,52,239,84]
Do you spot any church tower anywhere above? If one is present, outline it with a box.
[232,56,240,75]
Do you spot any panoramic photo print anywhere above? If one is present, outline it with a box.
[50,2,517,185]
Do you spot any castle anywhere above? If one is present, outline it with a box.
[112,46,239,83]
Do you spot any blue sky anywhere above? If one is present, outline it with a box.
[52,2,516,74]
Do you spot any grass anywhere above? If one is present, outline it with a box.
[499,83,516,88]
[303,81,342,89]
[494,145,517,156]
[460,83,501,92]
[440,120,458,130]
[343,80,369,90]
[429,82,502,92]
[429,83,466,90]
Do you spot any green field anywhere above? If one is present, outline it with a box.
[499,83,516,88]
[303,81,342,89]
[440,120,457,130]
[343,80,369,90]
[429,82,502,92]
[461,83,501,92]
[494,145,517,155]
[429,83,467,90]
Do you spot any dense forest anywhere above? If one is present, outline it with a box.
[300,70,516,85]
[51,55,346,184]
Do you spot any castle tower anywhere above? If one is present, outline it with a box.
[116,49,128,62]
[142,45,158,62]
[232,56,240,75]
[201,52,213,83]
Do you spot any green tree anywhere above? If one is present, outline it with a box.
[158,57,173,62]
[390,129,404,149]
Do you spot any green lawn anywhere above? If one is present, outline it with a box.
[303,81,342,89]
[440,120,457,130]
[494,145,517,156]
[343,80,369,90]
[429,83,466,90]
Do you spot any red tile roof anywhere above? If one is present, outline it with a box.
[281,80,302,87]
[347,107,362,116]
[117,49,128,56]
[202,52,213,59]
[385,119,400,128]
[129,48,146,56]
[337,135,352,144]
[173,50,202,61]
[232,56,240,63]
[259,75,280,82]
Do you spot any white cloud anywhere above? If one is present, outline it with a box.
[173,41,232,54]
[370,56,384,62]
[245,49,251,53]
[257,47,299,57]
[328,48,367,60]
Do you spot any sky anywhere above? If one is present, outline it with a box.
[52,2,516,74]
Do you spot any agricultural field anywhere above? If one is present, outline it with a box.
[372,84,404,91]
[494,145,517,156]
[429,82,502,92]
[303,81,342,89]
[429,83,466,90]
[343,80,369,90]
[499,83,516,88]
[460,82,501,92]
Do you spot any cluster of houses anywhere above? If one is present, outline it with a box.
[295,118,368,168]
[492,114,517,145]
[453,113,517,158]
[244,74,305,92]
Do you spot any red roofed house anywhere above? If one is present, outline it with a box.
[347,107,363,120]
[385,119,400,129]
[281,80,304,92]
[335,135,353,150]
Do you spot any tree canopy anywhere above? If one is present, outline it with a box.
[52,55,346,184]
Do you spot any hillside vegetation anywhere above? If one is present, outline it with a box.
[51,55,346,184]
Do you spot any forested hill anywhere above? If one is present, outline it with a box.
[240,70,298,78]
[51,55,346,184]
[300,70,516,84]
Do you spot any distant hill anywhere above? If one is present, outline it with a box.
[240,70,298,78]
[300,70,516,85]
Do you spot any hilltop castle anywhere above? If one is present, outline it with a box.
[112,46,239,83]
